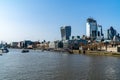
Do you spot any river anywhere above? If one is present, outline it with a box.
[0,49,120,80]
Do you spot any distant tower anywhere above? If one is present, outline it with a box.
[97,25,103,39]
[107,26,117,40]
[60,26,71,41]
[86,18,97,40]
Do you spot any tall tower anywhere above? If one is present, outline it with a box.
[86,18,97,40]
[60,26,71,41]
[97,25,103,39]
[107,26,117,40]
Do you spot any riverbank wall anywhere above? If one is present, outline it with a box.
[71,50,120,56]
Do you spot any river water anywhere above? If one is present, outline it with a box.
[0,49,120,80]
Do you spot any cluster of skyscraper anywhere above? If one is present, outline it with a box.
[60,18,120,42]
[86,18,120,41]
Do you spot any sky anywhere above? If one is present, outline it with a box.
[0,0,120,43]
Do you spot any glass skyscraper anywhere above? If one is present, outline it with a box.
[86,18,103,40]
[60,26,71,41]
[86,18,98,40]
[107,27,117,40]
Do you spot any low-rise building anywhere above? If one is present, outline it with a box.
[49,41,63,49]
[68,39,88,50]
[23,40,33,49]
[10,42,18,48]
[62,38,88,50]
[17,41,24,48]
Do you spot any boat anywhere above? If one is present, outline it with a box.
[21,49,29,53]
[0,42,9,53]
[0,53,2,56]
[0,47,9,53]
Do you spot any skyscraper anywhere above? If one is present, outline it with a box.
[97,25,103,39]
[86,18,103,40]
[86,18,97,40]
[107,26,117,40]
[60,26,71,41]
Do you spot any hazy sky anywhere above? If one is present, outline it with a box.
[0,0,120,42]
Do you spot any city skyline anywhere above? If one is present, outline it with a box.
[0,0,120,42]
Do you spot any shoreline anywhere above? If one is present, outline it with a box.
[72,50,120,57]
[8,48,120,57]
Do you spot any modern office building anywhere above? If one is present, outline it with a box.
[97,25,103,39]
[86,18,98,40]
[86,18,103,40]
[107,26,117,40]
[60,26,71,41]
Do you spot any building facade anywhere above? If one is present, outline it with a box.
[86,18,97,40]
[107,26,117,40]
[86,18,103,41]
[60,26,71,41]
[10,42,18,48]
[97,25,104,40]
[23,40,33,48]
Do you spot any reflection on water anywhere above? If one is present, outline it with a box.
[0,49,120,80]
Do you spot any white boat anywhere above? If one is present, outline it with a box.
[0,47,9,53]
